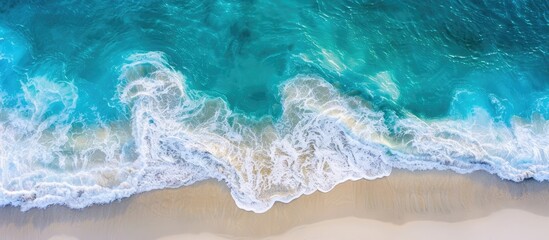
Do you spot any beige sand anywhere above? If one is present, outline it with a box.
[2,170,549,240]
[160,209,549,240]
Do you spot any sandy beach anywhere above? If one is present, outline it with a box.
[2,170,549,240]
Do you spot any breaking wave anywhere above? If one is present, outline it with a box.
[1,52,548,212]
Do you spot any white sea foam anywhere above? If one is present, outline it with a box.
[1,51,549,212]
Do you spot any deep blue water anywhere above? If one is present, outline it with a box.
[0,0,548,212]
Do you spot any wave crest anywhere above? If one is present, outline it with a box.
[1,51,548,212]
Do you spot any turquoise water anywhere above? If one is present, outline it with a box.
[0,0,548,211]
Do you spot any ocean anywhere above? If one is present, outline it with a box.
[0,0,547,212]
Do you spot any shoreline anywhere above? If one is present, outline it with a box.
[2,170,549,239]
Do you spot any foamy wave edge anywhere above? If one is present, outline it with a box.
[1,52,548,212]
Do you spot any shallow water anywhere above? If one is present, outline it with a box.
[0,0,548,212]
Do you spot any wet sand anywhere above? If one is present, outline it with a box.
[2,170,549,240]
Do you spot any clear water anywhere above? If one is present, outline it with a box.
[0,0,548,212]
